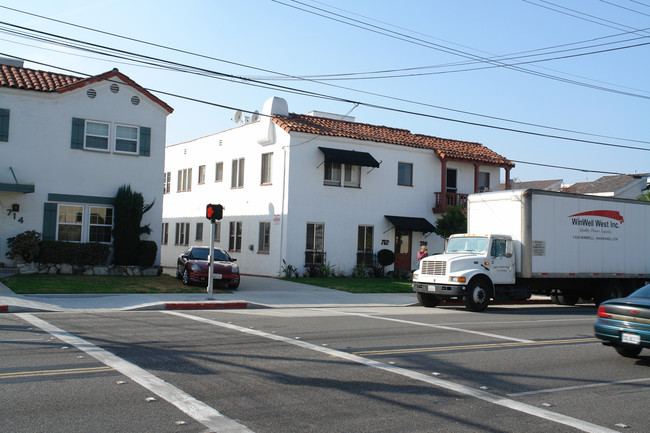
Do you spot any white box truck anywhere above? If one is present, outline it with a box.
[412,189,650,311]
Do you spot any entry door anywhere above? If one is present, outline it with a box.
[394,230,412,271]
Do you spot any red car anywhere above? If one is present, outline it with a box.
[176,246,240,289]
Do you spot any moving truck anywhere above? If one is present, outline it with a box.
[412,189,650,311]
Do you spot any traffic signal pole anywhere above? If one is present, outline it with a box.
[205,204,223,300]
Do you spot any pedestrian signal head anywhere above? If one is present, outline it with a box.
[206,204,223,220]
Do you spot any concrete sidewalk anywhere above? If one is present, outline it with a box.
[0,276,419,313]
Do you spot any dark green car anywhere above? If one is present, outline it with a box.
[595,284,650,358]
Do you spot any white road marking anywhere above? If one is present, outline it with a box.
[17,313,254,433]
[166,311,618,433]
[312,309,534,343]
[508,377,650,396]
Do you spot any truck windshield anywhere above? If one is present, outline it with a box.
[445,236,489,254]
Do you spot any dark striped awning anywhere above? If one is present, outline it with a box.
[319,147,380,168]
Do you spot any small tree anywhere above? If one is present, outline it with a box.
[112,185,154,266]
[377,249,395,276]
[6,230,41,262]
[433,205,467,239]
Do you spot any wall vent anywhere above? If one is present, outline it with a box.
[110,83,120,93]
[86,89,96,99]
[131,96,140,105]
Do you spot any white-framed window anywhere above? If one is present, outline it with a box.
[198,165,206,184]
[177,168,192,192]
[195,222,203,242]
[163,172,171,194]
[56,204,113,243]
[261,153,272,185]
[479,172,490,192]
[215,162,223,182]
[344,165,361,187]
[161,222,169,245]
[213,221,221,243]
[398,162,413,186]
[175,222,190,245]
[115,124,139,154]
[324,161,341,186]
[258,221,270,253]
[229,221,242,251]
[357,225,374,266]
[85,120,110,151]
[231,158,245,188]
[305,222,325,265]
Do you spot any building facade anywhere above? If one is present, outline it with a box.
[0,61,173,266]
[162,97,513,277]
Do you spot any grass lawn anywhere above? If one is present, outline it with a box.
[0,274,218,295]
[282,277,413,294]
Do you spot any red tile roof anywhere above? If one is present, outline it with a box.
[0,63,173,113]
[273,113,513,167]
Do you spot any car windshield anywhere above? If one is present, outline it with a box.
[191,248,230,261]
[629,284,650,298]
[445,236,489,254]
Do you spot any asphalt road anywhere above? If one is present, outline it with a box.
[2,304,649,433]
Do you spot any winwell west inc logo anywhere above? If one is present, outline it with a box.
[569,210,623,241]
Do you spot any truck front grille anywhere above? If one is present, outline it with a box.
[422,261,446,276]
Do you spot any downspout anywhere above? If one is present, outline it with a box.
[440,158,447,210]
[473,163,480,193]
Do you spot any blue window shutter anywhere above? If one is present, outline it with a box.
[42,203,58,241]
[71,118,85,149]
[139,126,151,156]
[0,108,9,142]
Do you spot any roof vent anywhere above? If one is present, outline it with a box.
[110,83,119,93]
[131,96,140,105]
[86,89,97,99]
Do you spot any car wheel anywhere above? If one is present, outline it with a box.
[182,269,190,286]
[417,292,440,307]
[464,278,491,312]
[614,345,642,358]
[228,280,240,290]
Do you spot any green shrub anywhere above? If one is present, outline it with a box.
[37,241,109,266]
[113,185,154,266]
[377,249,395,267]
[138,240,158,267]
[6,230,41,261]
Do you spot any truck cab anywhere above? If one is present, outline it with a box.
[412,234,518,311]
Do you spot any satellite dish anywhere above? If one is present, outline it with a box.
[251,110,260,122]
[233,110,242,123]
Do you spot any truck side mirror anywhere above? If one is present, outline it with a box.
[505,241,513,258]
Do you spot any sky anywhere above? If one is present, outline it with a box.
[1,0,648,185]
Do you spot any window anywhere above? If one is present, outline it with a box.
[446,168,457,193]
[259,222,270,253]
[162,222,169,245]
[213,221,221,242]
[163,172,171,194]
[479,172,490,192]
[229,221,242,251]
[88,207,113,243]
[231,158,245,188]
[357,225,374,266]
[398,162,413,186]
[344,165,361,188]
[324,161,341,186]
[0,108,9,142]
[261,153,273,185]
[85,121,110,151]
[177,168,192,192]
[198,165,206,184]
[175,223,190,245]
[56,204,113,243]
[215,162,223,182]
[115,124,139,153]
[305,223,325,265]
[195,222,203,242]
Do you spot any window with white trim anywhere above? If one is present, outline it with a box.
[175,222,190,245]
[398,162,413,186]
[161,222,169,245]
[324,161,341,186]
[163,172,171,194]
[115,124,139,153]
[195,222,203,242]
[215,162,223,182]
[85,121,110,151]
[231,158,245,188]
[56,204,113,243]
[261,153,272,185]
[198,165,206,184]
[213,221,221,243]
[177,168,192,192]
[229,221,242,251]
[305,222,325,265]
[258,222,270,253]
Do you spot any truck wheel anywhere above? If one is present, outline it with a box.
[614,345,642,358]
[417,292,440,308]
[464,278,490,312]
[551,290,579,305]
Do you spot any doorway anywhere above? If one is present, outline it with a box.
[394,230,412,270]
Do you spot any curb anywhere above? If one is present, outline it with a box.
[0,305,7,313]
[164,301,248,310]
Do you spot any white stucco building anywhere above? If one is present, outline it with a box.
[0,60,173,267]
[161,97,514,277]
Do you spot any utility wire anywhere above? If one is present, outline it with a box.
[1,5,648,145]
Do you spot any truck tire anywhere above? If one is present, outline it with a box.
[614,345,642,358]
[417,292,440,308]
[551,290,579,305]
[464,278,491,312]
